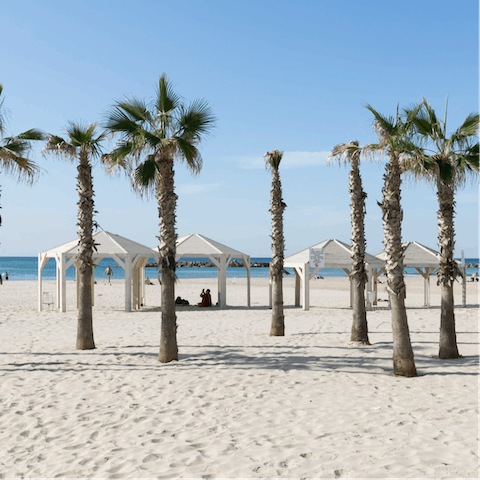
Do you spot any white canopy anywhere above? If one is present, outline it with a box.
[38,231,158,312]
[375,241,464,307]
[278,239,384,310]
[173,234,251,308]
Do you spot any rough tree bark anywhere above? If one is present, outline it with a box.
[349,145,369,344]
[157,156,178,363]
[381,152,417,376]
[76,149,95,350]
[270,167,285,336]
[437,180,459,359]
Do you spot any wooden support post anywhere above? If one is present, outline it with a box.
[60,254,67,313]
[302,263,309,311]
[218,256,228,308]
[294,269,301,307]
[425,268,431,307]
[125,255,132,312]
[56,257,61,309]
[132,266,139,310]
[38,254,44,312]
[245,257,251,308]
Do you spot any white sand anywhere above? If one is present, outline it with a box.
[0,277,478,478]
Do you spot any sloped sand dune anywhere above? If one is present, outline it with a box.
[0,277,478,478]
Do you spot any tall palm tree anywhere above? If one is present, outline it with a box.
[403,98,479,359]
[328,141,370,344]
[0,83,43,230]
[103,74,215,363]
[43,122,106,350]
[265,149,286,336]
[365,105,417,377]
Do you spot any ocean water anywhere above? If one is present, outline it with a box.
[0,256,478,281]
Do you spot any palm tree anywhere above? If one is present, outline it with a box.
[265,149,286,336]
[43,122,106,350]
[365,105,417,377]
[0,83,43,230]
[403,98,479,359]
[103,74,215,363]
[328,141,370,344]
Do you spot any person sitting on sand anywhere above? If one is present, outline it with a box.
[104,266,113,284]
[198,289,212,307]
[145,277,154,285]
[175,296,190,306]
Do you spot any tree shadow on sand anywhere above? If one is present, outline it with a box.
[1,340,477,377]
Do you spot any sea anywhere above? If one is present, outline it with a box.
[0,256,478,281]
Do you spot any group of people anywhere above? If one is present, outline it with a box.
[103,263,213,307]
[175,289,212,307]
[0,272,9,284]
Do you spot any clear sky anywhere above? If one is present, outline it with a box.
[1,0,478,257]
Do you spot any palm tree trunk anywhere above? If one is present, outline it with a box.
[76,150,95,350]
[349,149,369,344]
[381,153,416,376]
[157,156,178,363]
[270,167,285,336]
[437,180,459,359]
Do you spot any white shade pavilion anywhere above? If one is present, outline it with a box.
[375,241,465,307]
[173,234,251,308]
[38,231,159,313]
[277,239,385,310]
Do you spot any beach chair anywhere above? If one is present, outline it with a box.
[42,292,54,310]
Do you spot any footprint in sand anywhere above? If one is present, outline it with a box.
[142,453,160,463]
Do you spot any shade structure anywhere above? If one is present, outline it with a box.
[278,239,384,310]
[38,231,159,312]
[171,234,251,308]
[375,241,465,307]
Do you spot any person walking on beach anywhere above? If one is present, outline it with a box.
[104,266,112,284]
[0,273,2,285]
[4,272,8,280]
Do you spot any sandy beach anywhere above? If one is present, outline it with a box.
[0,276,478,478]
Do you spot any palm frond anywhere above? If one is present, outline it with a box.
[327,141,360,166]
[418,99,444,139]
[264,149,283,171]
[437,157,455,183]
[117,97,152,124]
[103,105,142,137]
[131,156,159,196]
[65,121,105,158]
[14,128,45,142]
[143,130,164,148]
[155,73,181,117]
[0,83,6,137]
[177,99,216,141]
[0,140,40,184]
[102,141,137,174]
[175,137,202,174]
[43,134,77,160]
[450,113,479,147]
[364,103,396,146]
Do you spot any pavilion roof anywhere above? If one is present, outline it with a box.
[175,233,249,259]
[285,239,384,269]
[41,231,157,257]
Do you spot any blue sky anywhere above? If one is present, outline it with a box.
[1,0,478,257]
